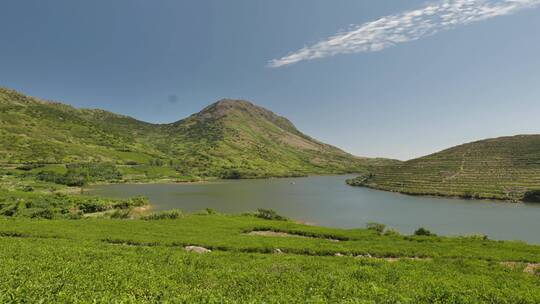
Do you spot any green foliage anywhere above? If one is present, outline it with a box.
[15,163,45,171]
[0,88,393,182]
[141,209,183,220]
[523,190,540,203]
[366,222,386,234]
[0,214,539,302]
[348,135,540,201]
[35,163,122,186]
[195,208,218,216]
[255,208,288,221]
[36,170,86,186]
[415,227,436,237]
[0,190,148,219]
[109,208,133,219]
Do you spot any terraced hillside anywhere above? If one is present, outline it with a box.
[0,87,390,180]
[347,135,540,201]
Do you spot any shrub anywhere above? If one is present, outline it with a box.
[16,163,45,171]
[109,209,133,219]
[383,228,401,236]
[67,211,84,220]
[78,200,110,213]
[36,163,122,186]
[255,209,288,221]
[142,209,183,220]
[113,196,149,209]
[31,208,56,219]
[196,208,218,215]
[414,227,436,237]
[18,186,34,192]
[65,163,122,182]
[221,169,243,180]
[523,190,540,203]
[366,222,386,235]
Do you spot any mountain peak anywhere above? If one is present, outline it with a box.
[198,98,263,118]
[189,98,301,133]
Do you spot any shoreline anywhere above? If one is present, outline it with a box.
[347,182,529,204]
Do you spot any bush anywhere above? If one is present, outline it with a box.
[255,209,288,221]
[18,186,34,192]
[196,208,218,215]
[78,200,110,213]
[414,227,436,237]
[113,196,148,209]
[36,163,122,186]
[16,163,45,171]
[65,163,122,183]
[221,169,243,180]
[366,222,386,235]
[523,190,540,203]
[31,208,56,219]
[142,209,183,220]
[109,209,133,219]
[383,228,401,236]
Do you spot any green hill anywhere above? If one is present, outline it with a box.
[347,135,540,201]
[0,87,388,181]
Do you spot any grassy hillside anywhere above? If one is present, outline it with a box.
[347,135,540,201]
[0,213,539,303]
[0,87,391,182]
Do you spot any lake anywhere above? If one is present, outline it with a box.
[87,175,540,243]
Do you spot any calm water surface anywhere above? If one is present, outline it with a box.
[88,175,540,243]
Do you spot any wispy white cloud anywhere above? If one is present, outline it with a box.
[269,0,540,68]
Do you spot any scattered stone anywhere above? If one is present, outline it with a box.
[501,262,539,275]
[334,253,344,257]
[185,246,211,254]
[524,263,540,275]
[274,248,283,254]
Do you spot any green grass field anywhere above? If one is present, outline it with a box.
[0,213,539,303]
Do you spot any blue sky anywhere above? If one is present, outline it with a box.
[1,0,540,160]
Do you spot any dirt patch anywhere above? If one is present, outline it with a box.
[246,230,339,242]
[279,133,321,151]
[501,262,539,275]
[352,254,430,262]
[185,246,212,254]
[524,264,540,274]
[131,205,152,217]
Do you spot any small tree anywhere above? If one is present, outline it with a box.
[255,209,288,221]
[366,222,386,235]
[414,227,436,237]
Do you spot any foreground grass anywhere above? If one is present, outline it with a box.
[0,214,539,303]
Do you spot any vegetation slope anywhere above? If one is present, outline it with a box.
[347,135,540,201]
[0,87,392,182]
[0,213,539,303]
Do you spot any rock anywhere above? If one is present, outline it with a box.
[185,246,211,254]
[334,253,344,257]
[524,263,540,275]
[274,248,283,254]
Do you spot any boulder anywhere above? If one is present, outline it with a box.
[185,246,212,254]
